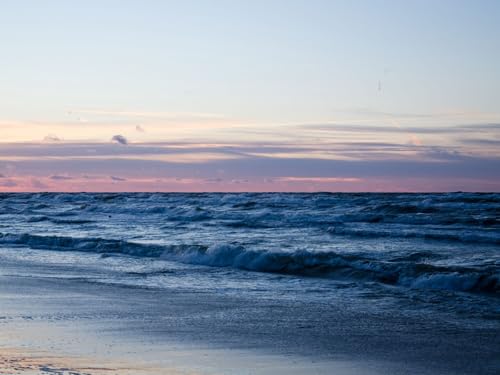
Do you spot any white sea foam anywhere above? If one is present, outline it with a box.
[0,231,497,293]
[0,192,498,296]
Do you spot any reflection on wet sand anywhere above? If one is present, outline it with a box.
[0,347,186,375]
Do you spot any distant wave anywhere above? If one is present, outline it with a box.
[50,218,95,225]
[327,226,500,245]
[331,212,499,227]
[27,216,51,223]
[26,216,94,225]
[0,232,497,294]
[5,192,498,230]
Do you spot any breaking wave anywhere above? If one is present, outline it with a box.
[0,232,497,294]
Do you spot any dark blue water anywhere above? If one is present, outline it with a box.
[0,192,498,321]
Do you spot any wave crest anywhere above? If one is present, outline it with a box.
[1,232,497,294]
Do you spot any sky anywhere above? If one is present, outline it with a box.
[1,0,499,192]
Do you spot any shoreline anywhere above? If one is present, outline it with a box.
[1,256,499,374]
[0,347,170,375]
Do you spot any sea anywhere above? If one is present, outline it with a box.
[0,192,498,325]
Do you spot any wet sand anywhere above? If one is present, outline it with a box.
[0,347,172,375]
[1,259,499,375]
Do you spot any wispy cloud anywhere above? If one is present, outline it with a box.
[72,109,227,120]
[50,175,73,180]
[30,178,48,189]
[110,176,126,181]
[329,108,500,124]
[111,135,128,145]
[0,179,17,187]
[43,134,61,142]
[297,122,500,134]
[276,177,362,183]
[459,138,500,146]
[1,116,499,192]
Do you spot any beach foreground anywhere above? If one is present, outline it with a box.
[1,258,499,375]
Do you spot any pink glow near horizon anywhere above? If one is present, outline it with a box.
[1,134,500,192]
[1,175,499,193]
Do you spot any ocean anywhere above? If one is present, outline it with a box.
[0,192,499,374]
[1,192,499,302]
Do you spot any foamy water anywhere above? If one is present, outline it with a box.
[0,192,498,320]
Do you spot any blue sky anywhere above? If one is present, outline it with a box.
[1,0,499,191]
